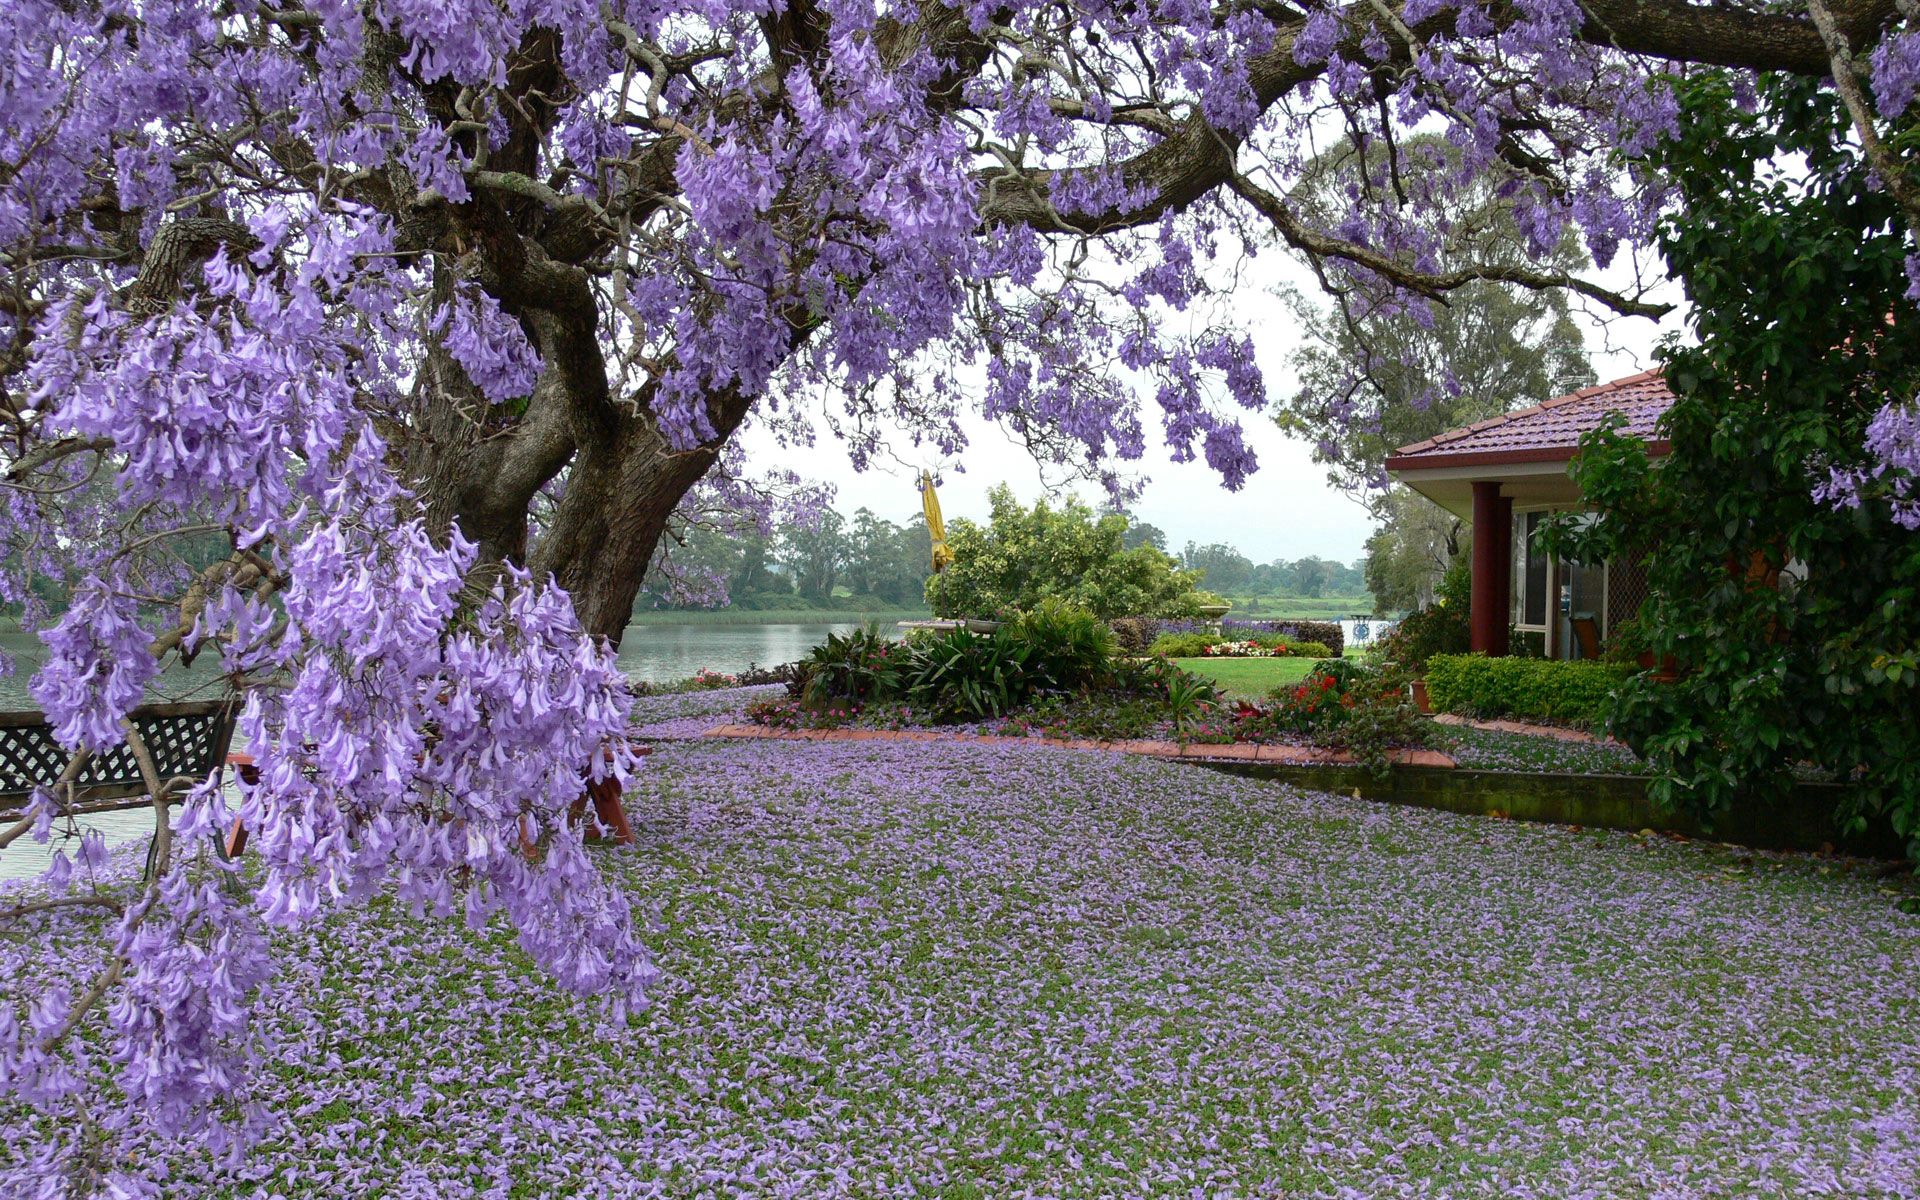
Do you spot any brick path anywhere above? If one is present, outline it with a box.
[1429,713,1623,745]
[699,723,1457,769]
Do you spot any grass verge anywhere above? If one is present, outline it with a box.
[1172,655,1324,698]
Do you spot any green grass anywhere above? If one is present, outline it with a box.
[1172,656,1324,698]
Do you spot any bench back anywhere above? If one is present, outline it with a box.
[0,700,239,812]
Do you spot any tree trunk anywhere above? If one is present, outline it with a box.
[527,417,735,648]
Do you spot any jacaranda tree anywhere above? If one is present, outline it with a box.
[2,0,1917,1193]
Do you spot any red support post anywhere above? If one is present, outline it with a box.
[1470,481,1513,656]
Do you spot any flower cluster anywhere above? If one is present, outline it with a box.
[1199,639,1287,658]
[1818,398,1920,530]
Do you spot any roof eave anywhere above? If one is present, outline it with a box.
[1385,440,1672,475]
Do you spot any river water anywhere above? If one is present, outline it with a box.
[0,621,874,710]
[0,615,1389,881]
[1,616,1394,709]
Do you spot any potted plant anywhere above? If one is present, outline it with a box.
[1609,617,1680,682]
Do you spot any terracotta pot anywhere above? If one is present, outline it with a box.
[1635,650,1681,680]
[1409,679,1432,714]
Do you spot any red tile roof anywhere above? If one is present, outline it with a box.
[1384,370,1674,472]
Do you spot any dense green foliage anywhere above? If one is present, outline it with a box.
[1552,75,1920,852]
[1012,600,1120,691]
[1424,655,1633,730]
[795,626,909,708]
[772,610,1229,729]
[899,626,1042,722]
[926,486,1208,620]
[787,603,1134,723]
[1375,557,1472,673]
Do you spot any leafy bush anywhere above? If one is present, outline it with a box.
[1377,558,1470,672]
[901,625,1036,722]
[1148,632,1219,657]
[1106,655,1220,706]
[1301,656,1372,693]
[925,485,1207,619]
[1013,600,1117,692]
[1314,691,1432,778]
[1163,667,1215,736]
[1108,617,1156,654]
[1424,654,1634,729]
[791,625,906,707]
[1249,660,1428,775]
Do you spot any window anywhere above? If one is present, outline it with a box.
[1512,510,1548,628]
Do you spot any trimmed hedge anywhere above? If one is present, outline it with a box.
[1270,620,1344,656]
[1424,654,1634,729]
[1108,617,1157,653]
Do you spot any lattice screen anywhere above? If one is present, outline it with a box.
[1605,554,1652,636]
[0,702,234,803]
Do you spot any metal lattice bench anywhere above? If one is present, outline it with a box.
[1,700,240,848]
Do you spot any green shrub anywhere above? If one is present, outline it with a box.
[1107,617,1156,654]
[1148,632,1218,657]
[792,625,906,707]
[901,625,1035,722]
[1286,640,1335,659]
[1242,659,1428,775]
[925,485,1207,619]
[1013,600,1117,691]
[1424,654,1634,729]
[1377,559,1471,672]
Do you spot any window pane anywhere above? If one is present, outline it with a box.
[1522,511,1548,626]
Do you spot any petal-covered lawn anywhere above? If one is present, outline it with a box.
[11,740,1920,1197]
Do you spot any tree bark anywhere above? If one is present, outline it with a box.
[526,416,727,644]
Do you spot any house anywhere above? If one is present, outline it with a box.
[1384,370,1675,660]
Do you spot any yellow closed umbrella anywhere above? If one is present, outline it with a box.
[921,471,954,574]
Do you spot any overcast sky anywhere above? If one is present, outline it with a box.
[740,247,1686,565]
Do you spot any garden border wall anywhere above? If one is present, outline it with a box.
[1185,759,1905,860]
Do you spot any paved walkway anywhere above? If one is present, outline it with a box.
[1430,712,1624,745]
[699,723,1457,768]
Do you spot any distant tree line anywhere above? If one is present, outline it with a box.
[629,487,1367,618]
[639,507,934,611]
[1174,541,1365,600]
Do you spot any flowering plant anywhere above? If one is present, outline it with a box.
[1200,639,1284,658]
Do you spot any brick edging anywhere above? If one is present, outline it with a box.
[1430,713,1622,746]
[698,723,1455,769]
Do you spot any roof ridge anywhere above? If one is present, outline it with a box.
[1388,369,1667,458]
